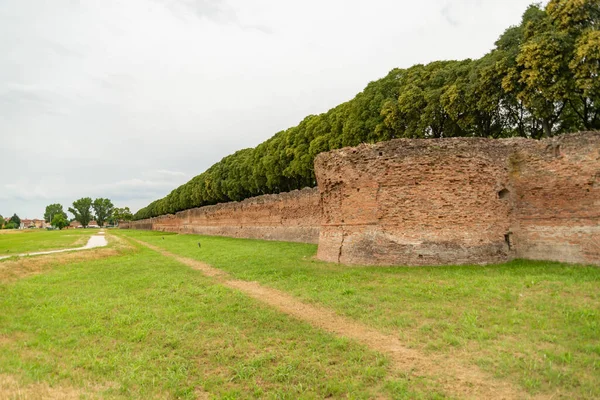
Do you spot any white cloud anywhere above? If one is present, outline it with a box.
[150,170,188,178]
[0,183,50,202]
[0,0,546,217]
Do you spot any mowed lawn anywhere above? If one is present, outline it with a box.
[0,228,96,254]
[118,230,600,399]
[0,234,443,399]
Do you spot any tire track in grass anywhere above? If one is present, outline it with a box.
[131,237,542,400]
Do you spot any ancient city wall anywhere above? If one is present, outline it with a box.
[125,132,599,266]
[314,138,520,266]
[314,132,600,266]
[511,133,600,265]
[121,188,320,244]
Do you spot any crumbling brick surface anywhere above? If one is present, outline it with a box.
[315,132,600,266]
[124,132,599,267]
[121,188,321,244]
[511,132,600,265]
[315,138,520,266]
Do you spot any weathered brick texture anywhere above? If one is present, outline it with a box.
[315,138,519,266]
[512,133,600,265]
[121,188,320,244]
[315,132,600,266]
[124,132,599,267]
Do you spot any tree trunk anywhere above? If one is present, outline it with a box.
[541,119,552,138]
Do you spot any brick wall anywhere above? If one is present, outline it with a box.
[124,132,599,267]
[315,132,600,266]
[512,133,600,265]
[121,188,320,244]
[314,138,521,266]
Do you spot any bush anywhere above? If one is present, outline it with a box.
[4,222,18,229]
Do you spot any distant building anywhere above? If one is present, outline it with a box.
[69,220,83,229]
[68,220,99,228]
[19,219,48,229]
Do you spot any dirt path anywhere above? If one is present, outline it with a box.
[132,237,539,400]
[0,232,108,261]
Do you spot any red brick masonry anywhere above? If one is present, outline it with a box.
[315,132,599,266]
[121,188,321,244]
[124,132,599,266]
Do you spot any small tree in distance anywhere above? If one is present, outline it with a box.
[69,198,93,228]
[112,207,133,226]
[9,214,21,228]
[4,222,18,229]
[51,214,69,230]
[44,204,68,224]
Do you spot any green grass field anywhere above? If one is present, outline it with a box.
[0,229,97,254]
[0,233,443,399]
[117,230,600,399]
[1,229,598,399]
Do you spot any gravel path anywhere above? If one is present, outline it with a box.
[0,232,108,261]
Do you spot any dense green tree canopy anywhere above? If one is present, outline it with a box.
[112,207,133,225]
[44,203,68,223]
[51,214,69,230]
[92,198,114,227]
[134,0,600,221]
[69,198,93,228]
[9,214,21,227]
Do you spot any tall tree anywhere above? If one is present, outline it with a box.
[69,198,93,228]
[92,198,114,227]
[548,0,600,130]
[9,214,21,228]
[0,216,5,228]
[570,29,600,129]
[44,203,68,223]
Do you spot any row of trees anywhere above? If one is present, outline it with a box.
[44,200,133,230]
[67,198,112,229]
[0,201,134,231]
[135,0,600,220]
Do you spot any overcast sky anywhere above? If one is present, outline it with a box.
[1,0,542,219]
